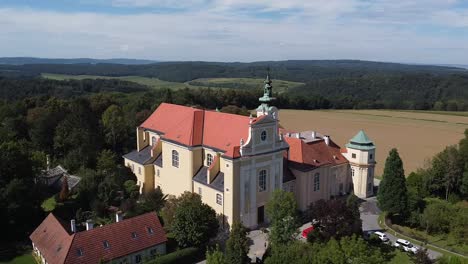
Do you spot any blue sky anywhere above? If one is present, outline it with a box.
[1,0,468,63]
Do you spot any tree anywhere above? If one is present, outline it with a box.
[59,176,70,201]
[377,148,408,216]
[308,199,362,242]
[206,245,227,264]
[139,187,168,213]
[411,247,433,264]
[102,104,126,151]
[96,149,117,175]
[226,222,250,264]
[171,192,219,247]
[420,200,452,234]
[161,192,201,231]
[265,190,299,246]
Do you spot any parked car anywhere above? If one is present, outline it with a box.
[373,231,389,242]
[394,239,419,254]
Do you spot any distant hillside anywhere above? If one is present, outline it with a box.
[0,60,466,82]
[0,57,158,65]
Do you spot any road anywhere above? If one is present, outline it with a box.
[360,196,442,259]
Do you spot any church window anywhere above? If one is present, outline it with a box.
[151,136,157,146]
[172,150,179,168]
[216,194,223,205]
[258,170,267,192]
[313,173,320,191]
[207,154,213,166]
[352,153,356,159]
[261,131,267,141]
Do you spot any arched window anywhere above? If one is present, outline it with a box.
[207,154,213,166]
[313,173,320,191]
[172,150,179,168]
[151,136,157,146]
[261,131,267,141]
[258,170,267,192]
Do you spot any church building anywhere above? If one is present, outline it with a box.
[123,74,375,228]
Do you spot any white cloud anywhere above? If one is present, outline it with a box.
[0,0,467,63]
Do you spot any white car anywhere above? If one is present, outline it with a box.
[394,239,419,254]
[373,231,389,242]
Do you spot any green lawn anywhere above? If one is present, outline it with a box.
[392,223,468,256]
[0,253,36,264]
[41,73,303,92]
[41,73,189,90]
[188,77,304,93]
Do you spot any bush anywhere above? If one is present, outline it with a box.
[145,247,203,264]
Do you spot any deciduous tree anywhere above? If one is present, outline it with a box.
[226,222,250,264]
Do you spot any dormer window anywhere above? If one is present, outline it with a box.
[147,227,154,234]
[151,136,157,146]
[261,131,267,141]
[207,154,213,166]
[132,232,138,239]
[103,240,110,249]
[77,248,83,256]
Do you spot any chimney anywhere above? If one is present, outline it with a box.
[311,131,316,139]
[70,219,76,233]
[116,212,123,223]
[86,219,94,231]
[295,133,300,139]
[324,135,330,146]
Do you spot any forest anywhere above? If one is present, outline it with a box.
[1,60,468,111]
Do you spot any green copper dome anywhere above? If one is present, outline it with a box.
[346,130,375,150]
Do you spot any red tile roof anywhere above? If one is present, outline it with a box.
[30,212,167,264]
[30,214,74,264]
[67,212,166,264]
[140,103,252,158]
[285,137,348,169]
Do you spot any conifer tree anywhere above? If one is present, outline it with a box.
[377,148,408,216]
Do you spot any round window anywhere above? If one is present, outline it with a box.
[261,131,267,141]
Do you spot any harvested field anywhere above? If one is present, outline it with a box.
[279,109,467,176]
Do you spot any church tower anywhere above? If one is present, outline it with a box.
[344,130,376,198]
[256,72,278,119]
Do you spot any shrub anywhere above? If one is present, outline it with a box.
[145,247,203,264]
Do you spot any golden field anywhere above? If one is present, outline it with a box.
[279,110,468,176]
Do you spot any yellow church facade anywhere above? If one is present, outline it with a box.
[124,76,375,228]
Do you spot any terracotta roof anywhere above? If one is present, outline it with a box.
[30,212,167,264]
[140,103,252,158]
[66,212,166,264]
[285,137,348,170]
[30,214,75,264]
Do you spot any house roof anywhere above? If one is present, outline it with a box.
[193,166,225,192]
[29,214,75,264]
[139,103,252,158]
[346,130,375,151]
[30,213,167,264]
[123,145,154,165]
[285,136,348,171]
[66,212,166,264]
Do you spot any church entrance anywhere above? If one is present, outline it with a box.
[257,206,264,224]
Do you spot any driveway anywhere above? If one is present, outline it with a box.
[360,196,442,259]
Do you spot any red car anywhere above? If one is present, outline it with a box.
[302,226,315,238]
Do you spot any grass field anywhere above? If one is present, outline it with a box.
[42,73,300,92]
[0,253,35,264]
[188,77,304,92]
[279,109,467,176]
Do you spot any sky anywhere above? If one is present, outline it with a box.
[1,0,468,64]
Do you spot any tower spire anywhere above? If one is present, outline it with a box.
[256,70,277,118]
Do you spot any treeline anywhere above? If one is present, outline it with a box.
[378,133,468,254]
[292,74,468,111]
[0,77,148,100]
[0,60,464,83]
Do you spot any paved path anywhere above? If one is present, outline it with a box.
[360,196,442,259]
